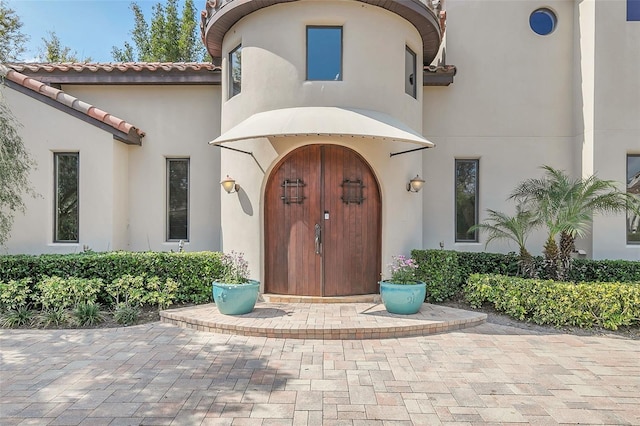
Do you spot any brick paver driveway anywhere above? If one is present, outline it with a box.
[1,322,639,425]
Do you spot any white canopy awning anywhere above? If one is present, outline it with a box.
[209,107,434,147]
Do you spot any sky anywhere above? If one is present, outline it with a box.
[7,0,177,62]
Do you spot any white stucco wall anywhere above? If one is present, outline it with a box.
[2,87,125,254]
[422,0,575,256]
[588,0,640,260]
[65,85,222,253]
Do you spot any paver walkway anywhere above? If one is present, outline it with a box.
[1,321,639,425]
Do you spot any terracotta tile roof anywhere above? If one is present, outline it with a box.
[7,62,219,73]
[1,64,145,145]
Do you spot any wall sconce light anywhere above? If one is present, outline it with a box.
[221,175,239,194]
[406,175,425,193]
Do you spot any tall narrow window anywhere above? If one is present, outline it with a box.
[628,0,640,21]
[54,153,79,243]
[455,159,479,242]
[627,154,640,244]
[405,46,417,98]
[306,26,342,81]
[167,158,189,241]
[229,44,242,98]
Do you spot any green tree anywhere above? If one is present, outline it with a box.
[469,206,538,277]
[0,0,28,62]
[39,31,91,63]
[112,0,207,62]
[0,90,36,247]
[510,165,640,280]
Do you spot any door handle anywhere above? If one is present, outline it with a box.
[315,223,321,255]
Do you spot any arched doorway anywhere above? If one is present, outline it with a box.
[265,144,381,296]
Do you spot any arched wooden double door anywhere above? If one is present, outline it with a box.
[265,145,381,296]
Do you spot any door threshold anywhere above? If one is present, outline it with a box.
[261,293,381,304]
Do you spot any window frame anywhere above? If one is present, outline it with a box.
[166,158,190,242]
[306,25,343,81]
[405,45,417,98]
[228,44,242,99]
[627,154,640,245]
[454,159,480,243]
[53,152,80,243]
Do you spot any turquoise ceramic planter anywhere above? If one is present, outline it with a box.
[212,280,260,315]
[379,281,426,315]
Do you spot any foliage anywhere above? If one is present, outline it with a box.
[1,306,32,327]
[509,165,640,280]
[219,251,250,284]
[35,307,70,328]
[469,206,538,277]
[411,249,461,302]
[36,276,103,310]
[0,251,223,304]
[145,276,178,310]
[0,95,36,247]
[112,0,207,62]
[0,1,28,62]
[106,274,146,306]
[73,302,104,326]
[38,31,91,62]
[384,255,419,284]
[464,273,640,330]
[0,278,31,312]
[113,303,140,326]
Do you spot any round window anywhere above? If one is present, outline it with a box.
[529,8,557,36]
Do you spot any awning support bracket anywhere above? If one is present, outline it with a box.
[389,146,432,157]
[214,144,265,173]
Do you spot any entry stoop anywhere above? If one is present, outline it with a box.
[160,301,487,340]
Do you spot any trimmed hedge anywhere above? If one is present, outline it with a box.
[0,251,223,304]
[411,249,640,302]
[464,273,640,330]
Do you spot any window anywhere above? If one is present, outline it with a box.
[306,26,342,81]
[529,8,557,35]
[629,0,640,21]
[405,46,417,98]
[229,44,242,98]
[627,154,640,244]
[167,158,189,241]
[455,159,479,242]
[54,153,79,243]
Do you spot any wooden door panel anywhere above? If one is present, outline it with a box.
[322,145,381,296]
[265,145,321,296]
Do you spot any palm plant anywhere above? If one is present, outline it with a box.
[510,166,640,280]
[469,206,539,277]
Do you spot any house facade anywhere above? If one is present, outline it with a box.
[1,0,638,296]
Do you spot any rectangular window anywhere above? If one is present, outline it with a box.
[229,44,242,98]
[455,159,479,242]
[627,154,640,244]
[167,158,189,241]
[405,46,417,98]
[54,153,79,243]
[306,26,342,81]
[628,0,640,21]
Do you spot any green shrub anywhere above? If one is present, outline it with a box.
[113,303,140,326]
[36,276,103,310]
[411,249,461,302]
[464,273,640,330]
[1,306,33,327]
[145,277,178,310]
[0,278,32,312]
[0,251,223,304]
[35,308,71,328]
[106,275,146,306]
[73,302,104,326]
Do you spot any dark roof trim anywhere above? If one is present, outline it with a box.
[423,65,456,86]
[3,79,143,145]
